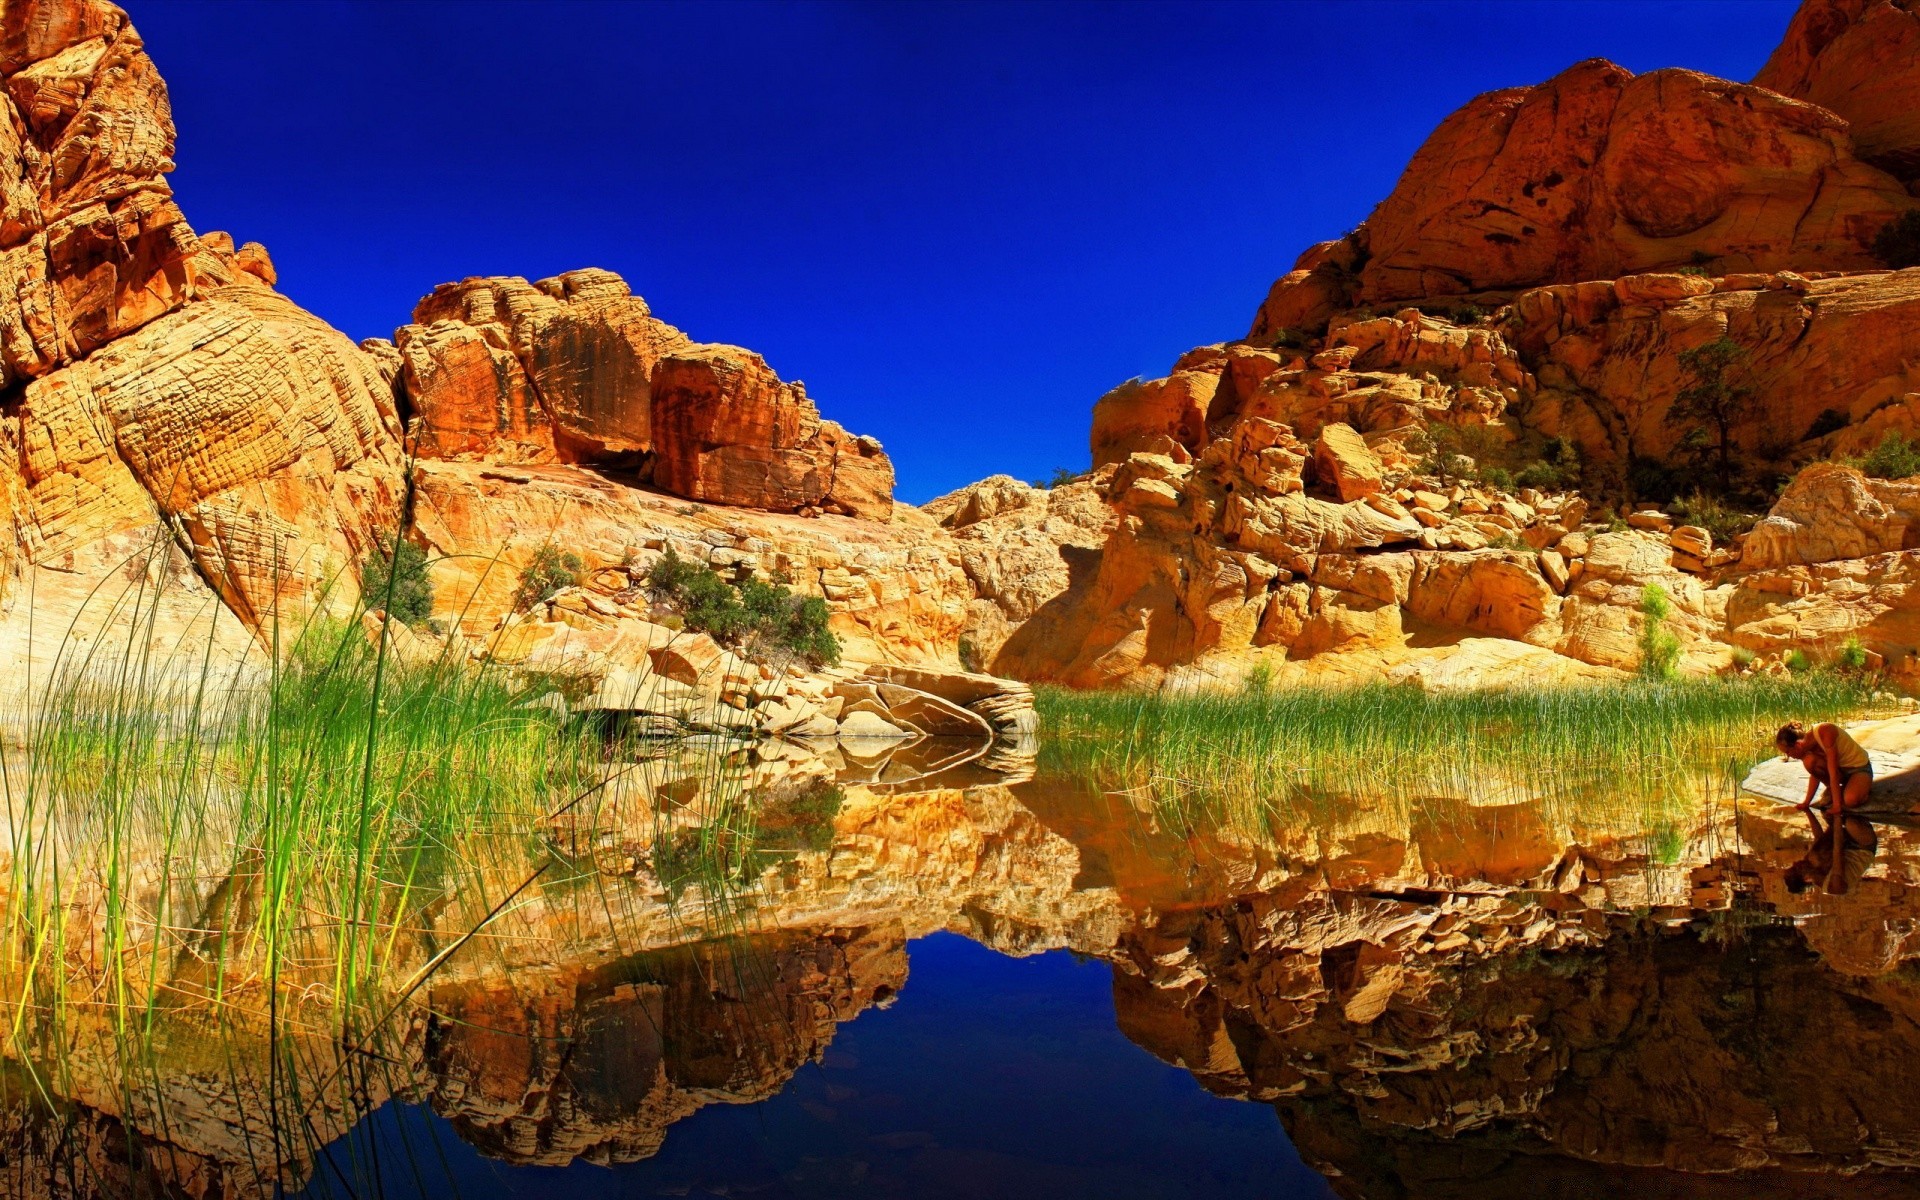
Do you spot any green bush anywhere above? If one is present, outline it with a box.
[647,547,841,666]
[1784,648,1812,674]
[1838,636,1870,673]
[1638,583,1681,681]
[1477,465,1514,490]
[1668,491,1754,545]
[1730,646,1757,669]
[1873,210,1920,270]
[360,537,434,626]
[514,546,584,611]
[1849,431,1920,480]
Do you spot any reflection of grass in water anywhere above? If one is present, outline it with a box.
[1038,676,1873,841]
[0,528,759,1195]
[651,778,846,901]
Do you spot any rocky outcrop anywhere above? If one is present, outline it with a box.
[397,270,894,519]
[0,0,953,716]
[1279,59,1913,318]
[1756,0,1920,183]
[920,473,1115,671]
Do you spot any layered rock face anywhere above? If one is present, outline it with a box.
[396,270,894,519]
[1756,0,1920,183]
[946,1,1920,689]
[0,0,946,708]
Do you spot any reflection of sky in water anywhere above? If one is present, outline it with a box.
[299,933,1330,1199]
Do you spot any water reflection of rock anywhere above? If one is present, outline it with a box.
[426,925,908,1167]
[1035,770,1920,1197]
[23,733,1920,1197]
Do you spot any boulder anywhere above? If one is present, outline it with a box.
[1349,60,1911,306]
[1311,423,1385,502]
[651,344,894,518]
[397,320,553,462]
[648,633,726,687]
[1741,463,1920,569]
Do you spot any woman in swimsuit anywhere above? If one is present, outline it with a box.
[1776,721,1874,813]
[1777,721,1875,894]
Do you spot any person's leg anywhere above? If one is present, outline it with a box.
[1840,767,1873,811]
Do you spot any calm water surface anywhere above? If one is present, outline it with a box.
[15,734,1920,1200]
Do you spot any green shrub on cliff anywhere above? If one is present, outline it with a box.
[1849,432,1920,480]
[647,547,840,666]
[359,537,434,625]
[513,546,584,610]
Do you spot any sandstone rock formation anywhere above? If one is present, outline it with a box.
[934,0,1920,690]
[1756,0,1920,183]
[0,0,944,719]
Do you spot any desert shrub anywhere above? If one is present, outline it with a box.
[1416,421,1504,484]
[648,548,840,666]
[1032,466,1084,489]
[959,637,983,673]
[1269,327,1311,350]
[1873,210,1920,270]
[1627,455,1684,505]
[1849,431,1920,480]
[513,546,583,611]
[1478,465,1515,490]
[1668,491,1755,545]
[1513,437,1582,491]
[1784,648,1812,674]
[1638,583,1682,681]
[1676,265,1711,278]
[1730,646,1756,669]
[360,537,434,626]
[1838,636,1870,673]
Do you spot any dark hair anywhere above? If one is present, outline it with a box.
[1776,721,1806,748]
[1784,862,1813,894]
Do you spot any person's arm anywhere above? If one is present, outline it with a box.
[1799,764,1822,810]
[1827,803,1850,893]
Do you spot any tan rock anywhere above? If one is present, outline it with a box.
[1311,423,1385,502]
[1741,463,1920,569]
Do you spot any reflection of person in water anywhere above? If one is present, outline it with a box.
[1785,804,1877,895]
[1777,721,1877,894]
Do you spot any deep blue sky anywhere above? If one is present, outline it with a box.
[133,1,1800,502]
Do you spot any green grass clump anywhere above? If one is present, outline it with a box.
[648,547,840,666]
[1037,674,1872,829]
[1638,583,1682,681]
[358,536,434,625]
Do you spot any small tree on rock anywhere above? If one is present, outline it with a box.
[1873,210,1920,270]
[1668,337,1754,495]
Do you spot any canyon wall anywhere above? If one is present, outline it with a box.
[937,0,1920,690]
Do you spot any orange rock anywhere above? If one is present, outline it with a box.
[1311,423,1385,502]
[1350,60,1912,305]
[651,344,894,518]
[396,321,554,462]
[1756,0,1920,182]
[0,0,203,387]
[1089,368,1221,468]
